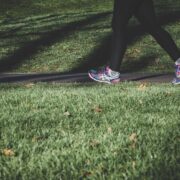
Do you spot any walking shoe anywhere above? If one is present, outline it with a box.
[172,77,180,85]
[172,58,180,85]
[88,66,120,84]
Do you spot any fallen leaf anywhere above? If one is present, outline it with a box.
[64,111,71,117]
[24,83,35,88]
[133,48,141,55]
[32,137,37,142]
[85,159,91,165]
[129,133,137,142]
[129,133,138,149]
[129,48,141,56]
[89,140,100,148]
[132,161,136,170]
[139,100,143,104]
[2,148,15,156]
[32,136,48,142]
[83,171,92,177]
[93,106,103,113]
[107,127,112,133]
[138,83,147,91]
[82,172,92,179]
[165,92,172,96]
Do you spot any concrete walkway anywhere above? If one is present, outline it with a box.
[0,72,174,84]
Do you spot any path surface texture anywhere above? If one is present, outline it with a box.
[0,72,174,84]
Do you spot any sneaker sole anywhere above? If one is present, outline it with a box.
[172,81,180,85]
[88,72,120,84]
[172,78,180,85]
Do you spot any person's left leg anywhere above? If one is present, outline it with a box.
[134,0,180,84]
[134,0,180,61]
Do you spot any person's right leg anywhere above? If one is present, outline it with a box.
[109,0,142,71]
[88,0,143,84]
[134,0,180,84]
[134,0,180,61]
[173,58,180,84]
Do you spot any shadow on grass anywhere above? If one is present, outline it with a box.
[71,10,180,73]
[0,10,179,84]
[0,11,111,73]
[0,12,100,39]
[0,14,61,38]
[1,13,60,25]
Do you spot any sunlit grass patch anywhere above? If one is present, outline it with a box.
[0,83,179,179]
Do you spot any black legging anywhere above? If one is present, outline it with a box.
[109,0,180,71]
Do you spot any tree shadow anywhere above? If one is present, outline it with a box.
[121,55,157,73]
[0,11,111,73]
[0,14,62,38]
[70,10,180,73]
[0,12,99,39]
[0,10,179,75]
[0,26,24,39]
[1,13,58,25]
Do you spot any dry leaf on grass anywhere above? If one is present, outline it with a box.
[132,161,136,170]
[165,92,172,96]
[85,159,91,165]
[32,137,38,143]
[93,106,103,113]
[107,127,112,133]
[89,140,100,148]
[129,133,138,149]
[24,83,35,88]
[2,148,15,156]
[138,83,147,91]
[32,136,48,142]
[64,111,71,117]
[129,133,137,142]
[132,48,141,54]
[83,171,92,178]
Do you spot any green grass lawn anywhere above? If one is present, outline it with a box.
[0,83,179,179]
[0,0,180,179]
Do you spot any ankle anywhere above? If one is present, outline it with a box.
[107,66,120,73]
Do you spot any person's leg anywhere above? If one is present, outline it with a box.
[134,0,180,61]
[134,0,180,84]
[109,0,141,71]
[173,58,180,84]
[88,0,142,84]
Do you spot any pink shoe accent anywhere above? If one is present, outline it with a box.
[111,78,121,84]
